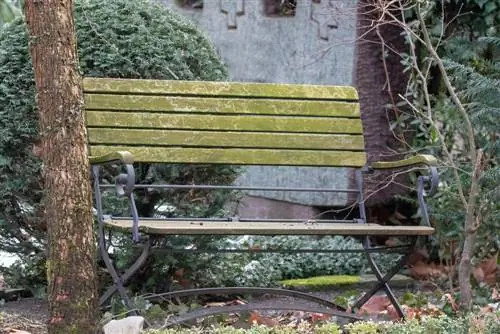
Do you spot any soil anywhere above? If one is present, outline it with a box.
[0,286,414,333]
[0,298,48,334]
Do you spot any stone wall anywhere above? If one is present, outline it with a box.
[161,0,359,209]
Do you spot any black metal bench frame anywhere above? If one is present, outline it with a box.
[92,164,438,324]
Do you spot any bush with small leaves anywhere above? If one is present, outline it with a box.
[0,0,236,292]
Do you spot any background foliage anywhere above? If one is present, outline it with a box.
[394,1,499,270]
[0,0,238,292]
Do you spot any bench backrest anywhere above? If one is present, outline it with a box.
[83,78,366,167]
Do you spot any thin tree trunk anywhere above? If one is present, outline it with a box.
[458,149,484,310]
[24,1,98,333]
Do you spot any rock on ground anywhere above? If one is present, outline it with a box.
[103,316,145,334]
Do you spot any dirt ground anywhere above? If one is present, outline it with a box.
[0,288,404,333]
[0,298,48,334]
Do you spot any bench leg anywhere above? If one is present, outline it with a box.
[99,238,152,307]
[352,236,417,318]
[93,165,148,314]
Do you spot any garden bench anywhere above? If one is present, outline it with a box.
[84,77,439,324]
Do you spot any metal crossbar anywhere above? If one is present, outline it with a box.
[99,183,360,193]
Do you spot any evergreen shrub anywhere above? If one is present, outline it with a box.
[0,0,238,291]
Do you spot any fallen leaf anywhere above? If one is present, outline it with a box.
[409,261,447,280]
[473,267,485,283]
[442,293,458,311]
[247,312,279,327]
[474,254,498,286]
[358,295,391,315]
[491,288,499,301]
[407,248,429,265]
[309,312,330,322]
[386,305,402,321]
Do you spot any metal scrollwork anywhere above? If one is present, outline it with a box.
[115,164,140,241]
[115,164,135,196]
[417,166,439,227]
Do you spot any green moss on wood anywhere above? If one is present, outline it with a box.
[88,129,365,151]
[90,146,368,167]
[88,150,134,165]
[83,78,359,100]
[85,94,360,117]
[85,111,363,134]
[281,275,361,289]
[371,154,438,169]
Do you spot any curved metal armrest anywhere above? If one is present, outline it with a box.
[417,166,439,227]
[370,154,439,227]
[91,151,139,241]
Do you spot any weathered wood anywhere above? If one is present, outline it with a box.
[88,129,365,151]
[85,94,360,117]
[105,220,435,236]
[83,78,359,100]
[86,111,363,134]
[88,150,134,165]
[89,146,367,167]
[371,154,438,169]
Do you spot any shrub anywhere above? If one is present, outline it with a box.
[0,0,237,291]
[182,236,401,288]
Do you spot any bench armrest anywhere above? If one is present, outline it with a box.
[91,150,139,241]
[370,154,439,228]
[89,151,134,165]
[370,154,437,169]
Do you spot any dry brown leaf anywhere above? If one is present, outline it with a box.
[474,254,498,285]
[473,267,485,283]
[386,305,402,321]
[309,313,330,322]
[247,312,279,327]
[409,261,447,280]
[443,293,458,311]
[491,288,499,301]
[358,295,391,315]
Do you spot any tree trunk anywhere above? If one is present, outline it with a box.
[354,0,410,204]
[24,1,98,333]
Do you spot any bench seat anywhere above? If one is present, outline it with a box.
[105,219,435,236]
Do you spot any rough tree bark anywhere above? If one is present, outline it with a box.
[354,0,410,205]
[24,1,98,333]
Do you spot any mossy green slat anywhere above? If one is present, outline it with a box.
[84,94,360,117]
[83,78,359,100]
[86,111,363,134]
[88,150,134,165]
[371,154,438,169]
[89,146,367,167]
[88,128,366,151]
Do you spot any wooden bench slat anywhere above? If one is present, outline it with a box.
[83,78,359,100]
[105,220,435,236]
[86,111,363,134]
[88,129,366,151]
[85,94,360,117]
[89,146,367,166]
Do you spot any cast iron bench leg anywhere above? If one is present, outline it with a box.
[93,165,146,314]
[98,239,151,307]
[352,236,417,318]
